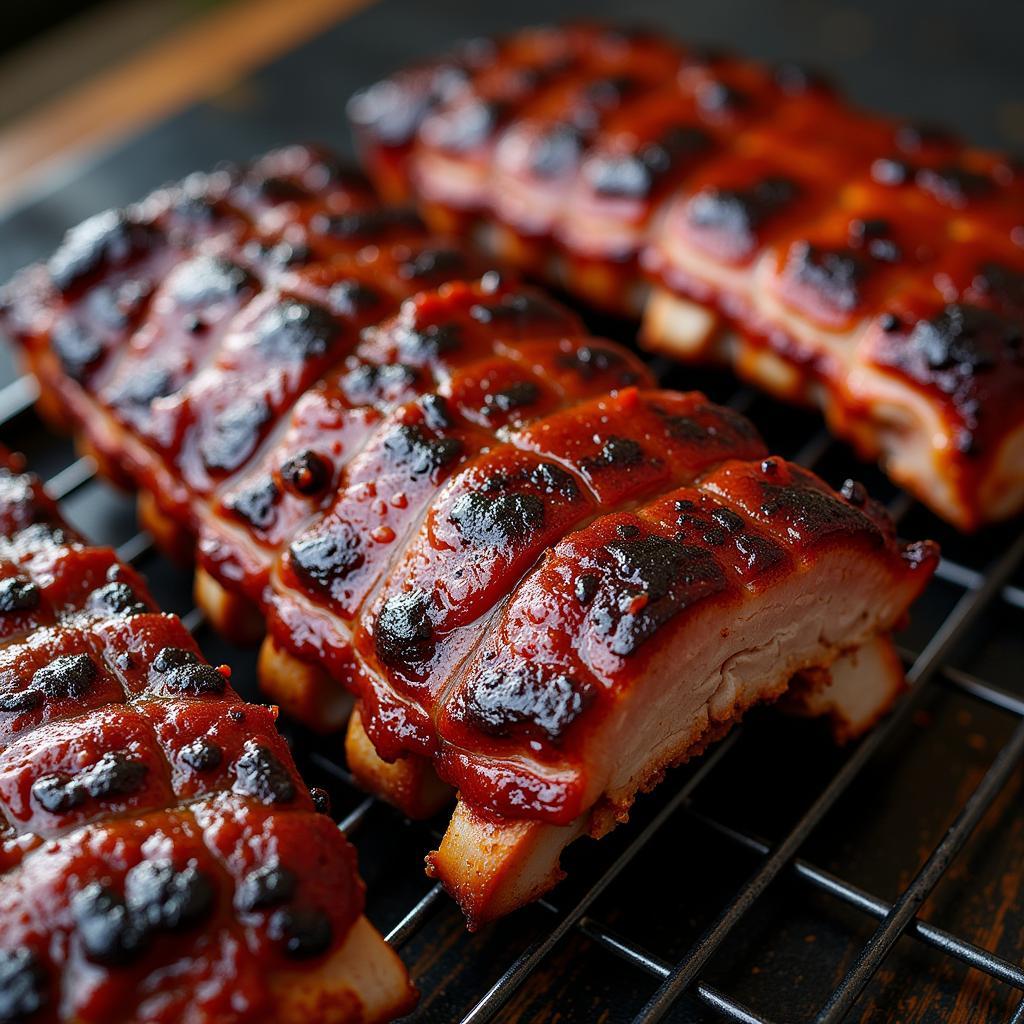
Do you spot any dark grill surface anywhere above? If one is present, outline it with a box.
[2,3,1023,1021]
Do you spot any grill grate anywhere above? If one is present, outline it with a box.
[1,343,1022,1023]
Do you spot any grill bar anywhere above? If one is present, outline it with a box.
[633,532,1024,1023]
[815,716,1024,1021]
[687,808,1024,990]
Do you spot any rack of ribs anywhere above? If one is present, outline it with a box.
[349,23,1024,531]
[0,145,937,925]
[0,450,413,1022]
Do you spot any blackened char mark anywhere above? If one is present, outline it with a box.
[587,126,711,199]
[30,654,97,699]
[32,751,148,813]
[529,123,583,178]
[200,397,270,474]
[584,436,646,470]
[236,863,297,912]
[394,322,462,361]
[268,907,333,960]
[785,242,865,314]
[483,380,541,416]
[167,256,253,308]
[687,177,800,254]
[382,423,463,477]
[254,299,340,363]
[224,476,281,531]
[375,589,434,670]
[152,647,227,695]
[179,737,223,772]
[462,662,596,744]
[280,450,331,497]
[47,210,161,294]
[916,164,993,206]
[590,533,727,656]
[313,207,423,240]
[233,741,296,804]
[290,521,364,592]
[0,577,39,613]
[428,98,505,152]
[973,263,1024,316]
[0,948,46,1020]
[448,491,546,546]
[87,581,148,617]
[398,248,468,281]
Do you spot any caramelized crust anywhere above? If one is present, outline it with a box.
[351,24,1024,529]
[0,454,414,1022]
[1,145,937,926]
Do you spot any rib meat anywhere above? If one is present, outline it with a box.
[0,146,938,923]
[0,452,413,1022]
[349,24,1024,530]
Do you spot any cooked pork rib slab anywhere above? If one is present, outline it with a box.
[350,24,1024,530]
[0,454,413,1023]
[0,146,937,923]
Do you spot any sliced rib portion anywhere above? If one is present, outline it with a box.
[0,453,414,1022]
[428,459,936,923]
[350,23,1024,529]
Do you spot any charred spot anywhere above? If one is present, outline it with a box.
[31,653,97,699]
[449,491,546,546]
[0,576,39,613]
[432,98,504,151]
[617,522,641,539]
[236,863,297,912]
[463,663,595,743]
[419,393,453,430]
[233,741,296,804]
[398,248,466,281]
[591,535,726,656]
[880,312,902,332]
[973,262,1024,315]
[383,424,463,476]
[31,772,86,814]
[328,279,381,317]
[395,322,462,361]
[79,751,148,801]
[290,522,364,589]
[124,859,215,932]
[179,737,223,773]
[0,947,46,1021]
[224,476,281,531]
[469,291,569,328]
[870,157,913,186]
[73,883,150,966]
[200,396,270,473]
[584,127,710,200]
[907,304,1011,373]
[167,256,253,308]
[87,582,147,616]
[48,210,159,294]
[710,507,745,533]
[255,299,339,363]
[268,907,333,960]
[786,242,865,313]
[243,239,313,268]
[529,123,583,178]
[280,450,331,497]
[310,787,332,815]
[0,689,43,714]
[483,380,541,416]
[575,572,600,605]
[916,164,993,206]
[528,462,579,499]
[314,207,422,240]
[51,319,104,381]
[153,647,226,696]
[759,475,869,537]
[586,436,645,469]
[732,532,787,573]
[687,177,800,250]
[342,362,419,405]
[375,589,434,669]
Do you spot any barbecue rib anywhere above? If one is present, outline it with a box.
[349,23,1024,531]
[0,146,937,923]
[0,451,413,1023]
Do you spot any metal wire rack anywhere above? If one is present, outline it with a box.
[0,333,1021,1023]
